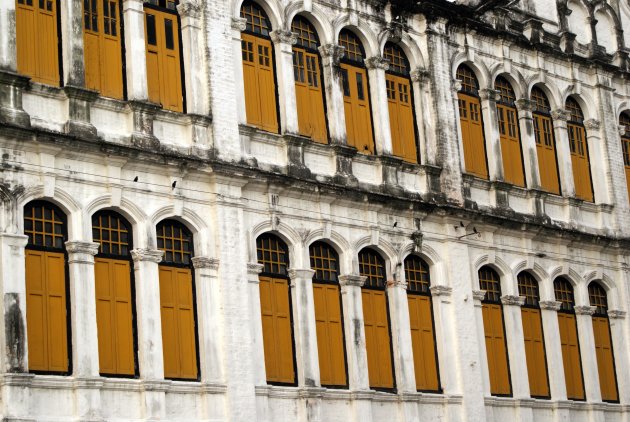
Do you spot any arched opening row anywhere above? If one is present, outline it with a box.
[477,265,618,402]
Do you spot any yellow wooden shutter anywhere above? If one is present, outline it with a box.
[534,114,560,194]
[159,266,198,380]
[458,93,488,179]
[26,250,68,372]
[362,289,394,389]
[557,312,585,400]
[521,307,549,397]
[482,303,511,395]
[313,282,346,387]
[144,9,183,112]
[95,258,135,375]
[387,74,417,163]
[259,276,295,384]
[497,104,525,186]
[408,294,439,391]
[568,124,593,202]
[592,317,618,402]
[341,63,374,153]
[16,0,60,86]
[294,49,327,143]
[622,137,630,202]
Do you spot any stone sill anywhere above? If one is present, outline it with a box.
[484,395,629,412]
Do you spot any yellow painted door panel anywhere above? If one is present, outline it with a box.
[26,250,68,372]
[408,295,439,391]
[568,124,593,202]
[242,34,278,133]
[497,105,525,186]
[558,312,585,400]
[16,0,60,85]
[294,49,327,143]
[362,289,394,389]
[458,93,488,179]
[387,74,417,163]
[592,317,617,402]
[313,283,346,387]
[534,115,560,194]
[95,258,135,375]
[521,308,549,397]
[159,266,198,380]
[259,276,295,384]
[482,303,511,395]
[341,63,374,153]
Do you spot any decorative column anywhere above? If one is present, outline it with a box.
[478,89,503,182]
[131,248,167,420]
[550,109,576,198]
[64,86,99,138]
[318,44,347,145]
[288,269,319,386]
[338,274,372,422]
[607,310,629,404]
[270,30,299,135]
[178,0,213,148]
[410,68,433,165]
[500,295,530,399]
[365,56,393,156]
[123,0,149,101]
[472,290,491,397]
[429,285,456,393]
[246,263,266,386]
[539,300,568,401]
[515,99,542,189]
[574,305,602,402]
[231,18,248,125]
[65,241,102,421]
[583,119,607,203]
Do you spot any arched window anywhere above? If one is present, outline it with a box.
[531,87,561,194]
[619,111,630,202]
[478,266,511,396]
[553,277,585,400]
[291,16,327,144]
[495,77,525,187]
[240,1,278,133]
[16,0,60,85]
[24,201,69,373]
[83,0,125,99]
[144,0,184,112]
[358,248,394,390]
[517,271,549,398]
[588,282,618,402]
[404,255,440,392]
[339,29,374,154]
[566,97,593,202]
[92,211,137,376]
[156,219,199,380]
[256,233,296,385]
[457,64,488,179]
[309,241,347,387]
[384,43,417,163]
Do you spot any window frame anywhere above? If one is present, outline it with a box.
[531,86,562,195]
[494,76,526,187]
[565,97,594,202]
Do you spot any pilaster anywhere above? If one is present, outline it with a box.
[472,290,491,397]
[479,89,503,182]
[64,86,99,138]
[607,310,629,404]
[515,99,541,189]
[365,56,393,156]
[0,71,31,127]
[332,144,358,187]
[246,263,265,386]
[500,295,530,401]
[271,30,299,135]
[583,119,606,204]
[318,44,347,145]
[429,285,454,393]
[129,100,161,149]
[410,68,433,166]
[550,109,576,198]
[539,300,568,401]
[338,275,369,391]
[0,0,18,72]
[60,0,86,87]
[574,305,602,403]
[178,0,208,115]
[231,17,248,126]
[386,279,415,393]
[123,0,149,100]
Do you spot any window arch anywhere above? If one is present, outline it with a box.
[517,271,549,398]
[531,87,561,194]
[309,241,347,387]
[358,247,394,390]
[240,1,278,133]
[495,76,525,187]
[478,266,511,396]
[83,0,125,99]
[339,29,374,154]
[92,211,137,376]
[456,64,488,179]
[588,282,618,402]
[156,219,199,380]
[384,43,417,163]
[24,201,69,373]
[16,0,60,85]
[566,97,593,202]
[256,233,296,385]
[404,255,440,392]
[553,277,585,400]
[619,111,630,202]
[291,16,327,144]
[144,0,185,112]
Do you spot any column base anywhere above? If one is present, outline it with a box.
[189,113,212,146]
[379,154,404,196]
[332,144,358,187]
[64,85,99,139]
[0,71,30,128]
[286,135,313,179]
[129,100,161,149]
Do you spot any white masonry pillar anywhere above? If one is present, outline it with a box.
[472,290,491,397]
[123,0,149,100]
[607,310,629,404]
[500,295,530,399]
[429,285,455,393]
[231,18,248,126]
[410,69,433,165]
[515,99,542,189]
[365,56,393,156]
[60,0,85,86]
[318,44,347,145]
[0,0,17,72]
[583,119,607,203]
[550,109,576,198]
[131,248,167,421]
[271,30,299,136]
[574,305,602,403]
[479,89,503,181]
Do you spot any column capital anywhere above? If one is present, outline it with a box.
[386,279,407,289]
[270,30,297,46]
[583,119,600,130]
[191,256,220,270]
[318,44,345,66]
[515,98,533,111]
[65,241,99,256]
[0,233,28,247]
[231,17,247,32]
[430,285,452,297]
[365,56,389,71]
[247,262,264,276]
[288,268,315,280]
[618,125,627,137]
[539,300,562,311]
[574,305,597,316]
[551,109,569,121]
[131,248,164,263]
[501,295,525,306]
[338,274,366,287]
[452,79,463,94]
[176,0,201,18]
[472,290,486,302]
[410,68,430,83]
[479,89,499,102]
[607,309,627,319]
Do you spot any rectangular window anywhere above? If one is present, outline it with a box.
[146,13,157,46]
[164,18,174,50]
[341,68,350,97]
[356,72,364,101]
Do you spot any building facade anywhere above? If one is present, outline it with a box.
[0,0,629,420]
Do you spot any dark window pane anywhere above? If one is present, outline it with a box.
[146,14,157,46]
[356,72,364,100]
[164,18,174,50]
